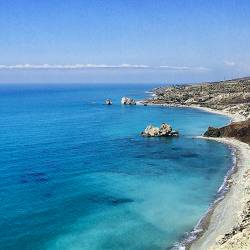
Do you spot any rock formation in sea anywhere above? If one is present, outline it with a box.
[141,123,179,137]
[204,119,250,144]
[105,99,112,105]
[121,97,136,105]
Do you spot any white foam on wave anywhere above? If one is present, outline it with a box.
[217,146,237,195]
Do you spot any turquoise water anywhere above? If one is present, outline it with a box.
[0,84,231,250]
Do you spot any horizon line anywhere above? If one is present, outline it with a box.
[0,63,209,71]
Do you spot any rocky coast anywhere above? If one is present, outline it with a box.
[141,77,250,249]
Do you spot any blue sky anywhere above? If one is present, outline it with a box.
[0,0,250,83]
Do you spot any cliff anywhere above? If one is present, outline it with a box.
[204,119,250,144]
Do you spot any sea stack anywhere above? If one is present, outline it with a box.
[141,123,179,137]
[121,97,136,105]
[105,99,112,105]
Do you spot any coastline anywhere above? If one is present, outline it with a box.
[140,100,250,249]
[136,101,245,123]
[189,137,250,250]
[138,98,250,249]
[171,106,250,249]
[183,105,245,123]
[173,137,237,250]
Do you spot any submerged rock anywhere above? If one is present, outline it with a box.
[121,97,136,105]
[105,99,112,105]
[141,123,179,137]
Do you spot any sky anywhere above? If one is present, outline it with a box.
[0,0,250,84]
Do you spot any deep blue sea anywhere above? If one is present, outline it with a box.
[0,84,232,250]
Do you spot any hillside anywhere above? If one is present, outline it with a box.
[144,77,250,120]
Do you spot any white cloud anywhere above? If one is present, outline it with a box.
[0,63,209,71]
[224,60,236,66]
[159,65,209,71]
[0,64,149,70]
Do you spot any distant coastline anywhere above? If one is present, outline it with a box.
[136,102,245,123]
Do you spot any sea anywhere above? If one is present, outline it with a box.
[0,83,232,250]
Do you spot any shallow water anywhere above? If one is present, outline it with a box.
[0,84,231,249]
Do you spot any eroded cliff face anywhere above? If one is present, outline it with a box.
[204,119,250,144]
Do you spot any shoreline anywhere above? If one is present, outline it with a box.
[182,105,245,123]
[173,137,238,250]
[183,106,250,249]
[136,101,245,123]
[139,100,249,249]
[139,99,250,249]
[189,137,250,250]
[166,105,250,249]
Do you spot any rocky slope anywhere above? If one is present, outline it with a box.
[204,119,250,144]
[143,77,250,120]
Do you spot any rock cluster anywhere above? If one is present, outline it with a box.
[121,97,136,105]
[105,99,112,105]
[141,123,179,137]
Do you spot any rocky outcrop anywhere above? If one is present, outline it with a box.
[142,125,160,137]
[105,99,112,105]
[204,127,222,137]
[121,97,136,105]
[204,119,250,144]
[141,123,179,137]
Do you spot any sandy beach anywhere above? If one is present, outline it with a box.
[185,105,250,250]
[186,105,246,123]
[190,137,250,250]
[137,101,246,123]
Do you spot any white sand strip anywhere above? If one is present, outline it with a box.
[137,101,245,123]
[190,137,250,250]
